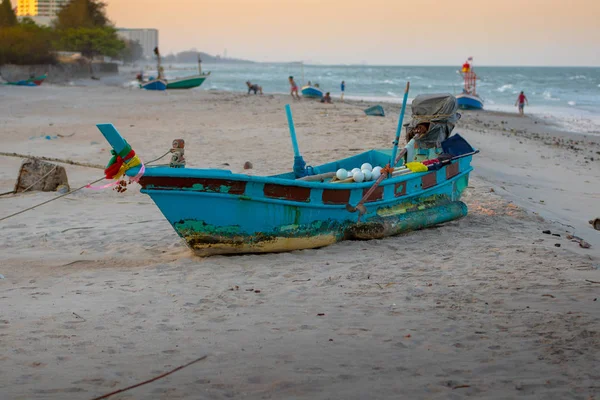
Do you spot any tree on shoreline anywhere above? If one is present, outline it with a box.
[54,0,110,29]
[0,0,18,27]
[53,0,124,70]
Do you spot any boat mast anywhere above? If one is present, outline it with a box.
[198,54,202,75]
[154,47,163,80]
[463,57,477,95]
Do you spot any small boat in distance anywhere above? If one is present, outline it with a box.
[301,84,324,99]
[456,57,483,110]
[141,79,167,91]
[166,73,210,89]
[4,73,47,86]
[165,55,210,90]
[364,105,385,117]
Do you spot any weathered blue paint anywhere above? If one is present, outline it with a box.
[141,79,167,91]
[98,124,477,256]
[285,104,301,158]
[97,123,130,155]
[456,93,484,110]
[301,86,324,98]
[364,105,385,117]
[390,83,410,167]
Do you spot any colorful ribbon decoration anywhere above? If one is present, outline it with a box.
[86,140,145,190]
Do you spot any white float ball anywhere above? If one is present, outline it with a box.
[372,166,383,175]
[353,171,365,183]
[351,168,361,175]
[361,163,373,171]
[371,169,381,181]
[336,168,348,180]
[362,169,372,181]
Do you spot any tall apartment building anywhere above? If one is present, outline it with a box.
[16,0,70,25]
[116,29,159,59]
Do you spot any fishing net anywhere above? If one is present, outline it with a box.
[407,94,461,149]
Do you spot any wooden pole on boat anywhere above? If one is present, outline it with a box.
[390,82,410,168]
[285,104,301,158]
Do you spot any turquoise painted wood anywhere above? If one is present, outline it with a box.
[97,124,477,256]
[390,83,410,167]
[301,86,324,98]
[141,79,167,91]
[364,105,385,117]
[456,93,484,110]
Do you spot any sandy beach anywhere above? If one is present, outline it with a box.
[1,85,599,399]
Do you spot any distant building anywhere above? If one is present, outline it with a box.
[16,0,69,25]
[116,29,159,59]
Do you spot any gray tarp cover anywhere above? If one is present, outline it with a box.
[408,94,460,148]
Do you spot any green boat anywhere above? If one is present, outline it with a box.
[166,72,210,89]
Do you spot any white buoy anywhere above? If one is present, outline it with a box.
[336,168,348,180]
[360,163,373,171]
[362,169,372,181]
[371,169,381,181]
[372,166,383,175]
[353,171,365,182]
[351,168,361,175]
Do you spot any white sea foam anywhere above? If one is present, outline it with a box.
[497,84,513,92]
[387,91,398,97]
[543,90,560,101]
[383,80,395,84]
[568,101,576,106]
[568,75,587,80]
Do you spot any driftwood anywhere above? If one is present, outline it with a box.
[0,152,104,169]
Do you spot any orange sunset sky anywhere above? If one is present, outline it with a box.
[29,0,600,65]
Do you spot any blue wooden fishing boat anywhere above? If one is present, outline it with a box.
[141,79,167,91]
[301,85,324,99]
[96,86,477,257]
[456,57,483,110]
[456,93,483,110]
[364,105,385,117]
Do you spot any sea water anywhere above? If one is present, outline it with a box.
[158,63,600,134]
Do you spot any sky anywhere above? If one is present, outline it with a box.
[70,0,600,66]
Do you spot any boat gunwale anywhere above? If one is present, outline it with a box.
[132,152,476,190]
[140,166,473,209]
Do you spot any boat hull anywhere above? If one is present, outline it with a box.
[364,105,385,117]
[141,79,167,91]
[166,74,209,89]
[5,74,46,86]
[137,152,473,256]
[456,94,483,110]
[301,86,324,98]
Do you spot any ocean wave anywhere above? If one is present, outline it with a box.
[568,101,576,106]
[543,90,560,101]
[496,84,513,92]
[387,91,398,97]
[568,75,586,80]
[383,80,395,84]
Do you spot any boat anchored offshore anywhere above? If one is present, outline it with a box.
[96,83,477,256]
[456,57,483,110]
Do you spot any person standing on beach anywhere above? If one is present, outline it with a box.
[289,76,300,100]
[515,91,528,116]
[340,80,345,102]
